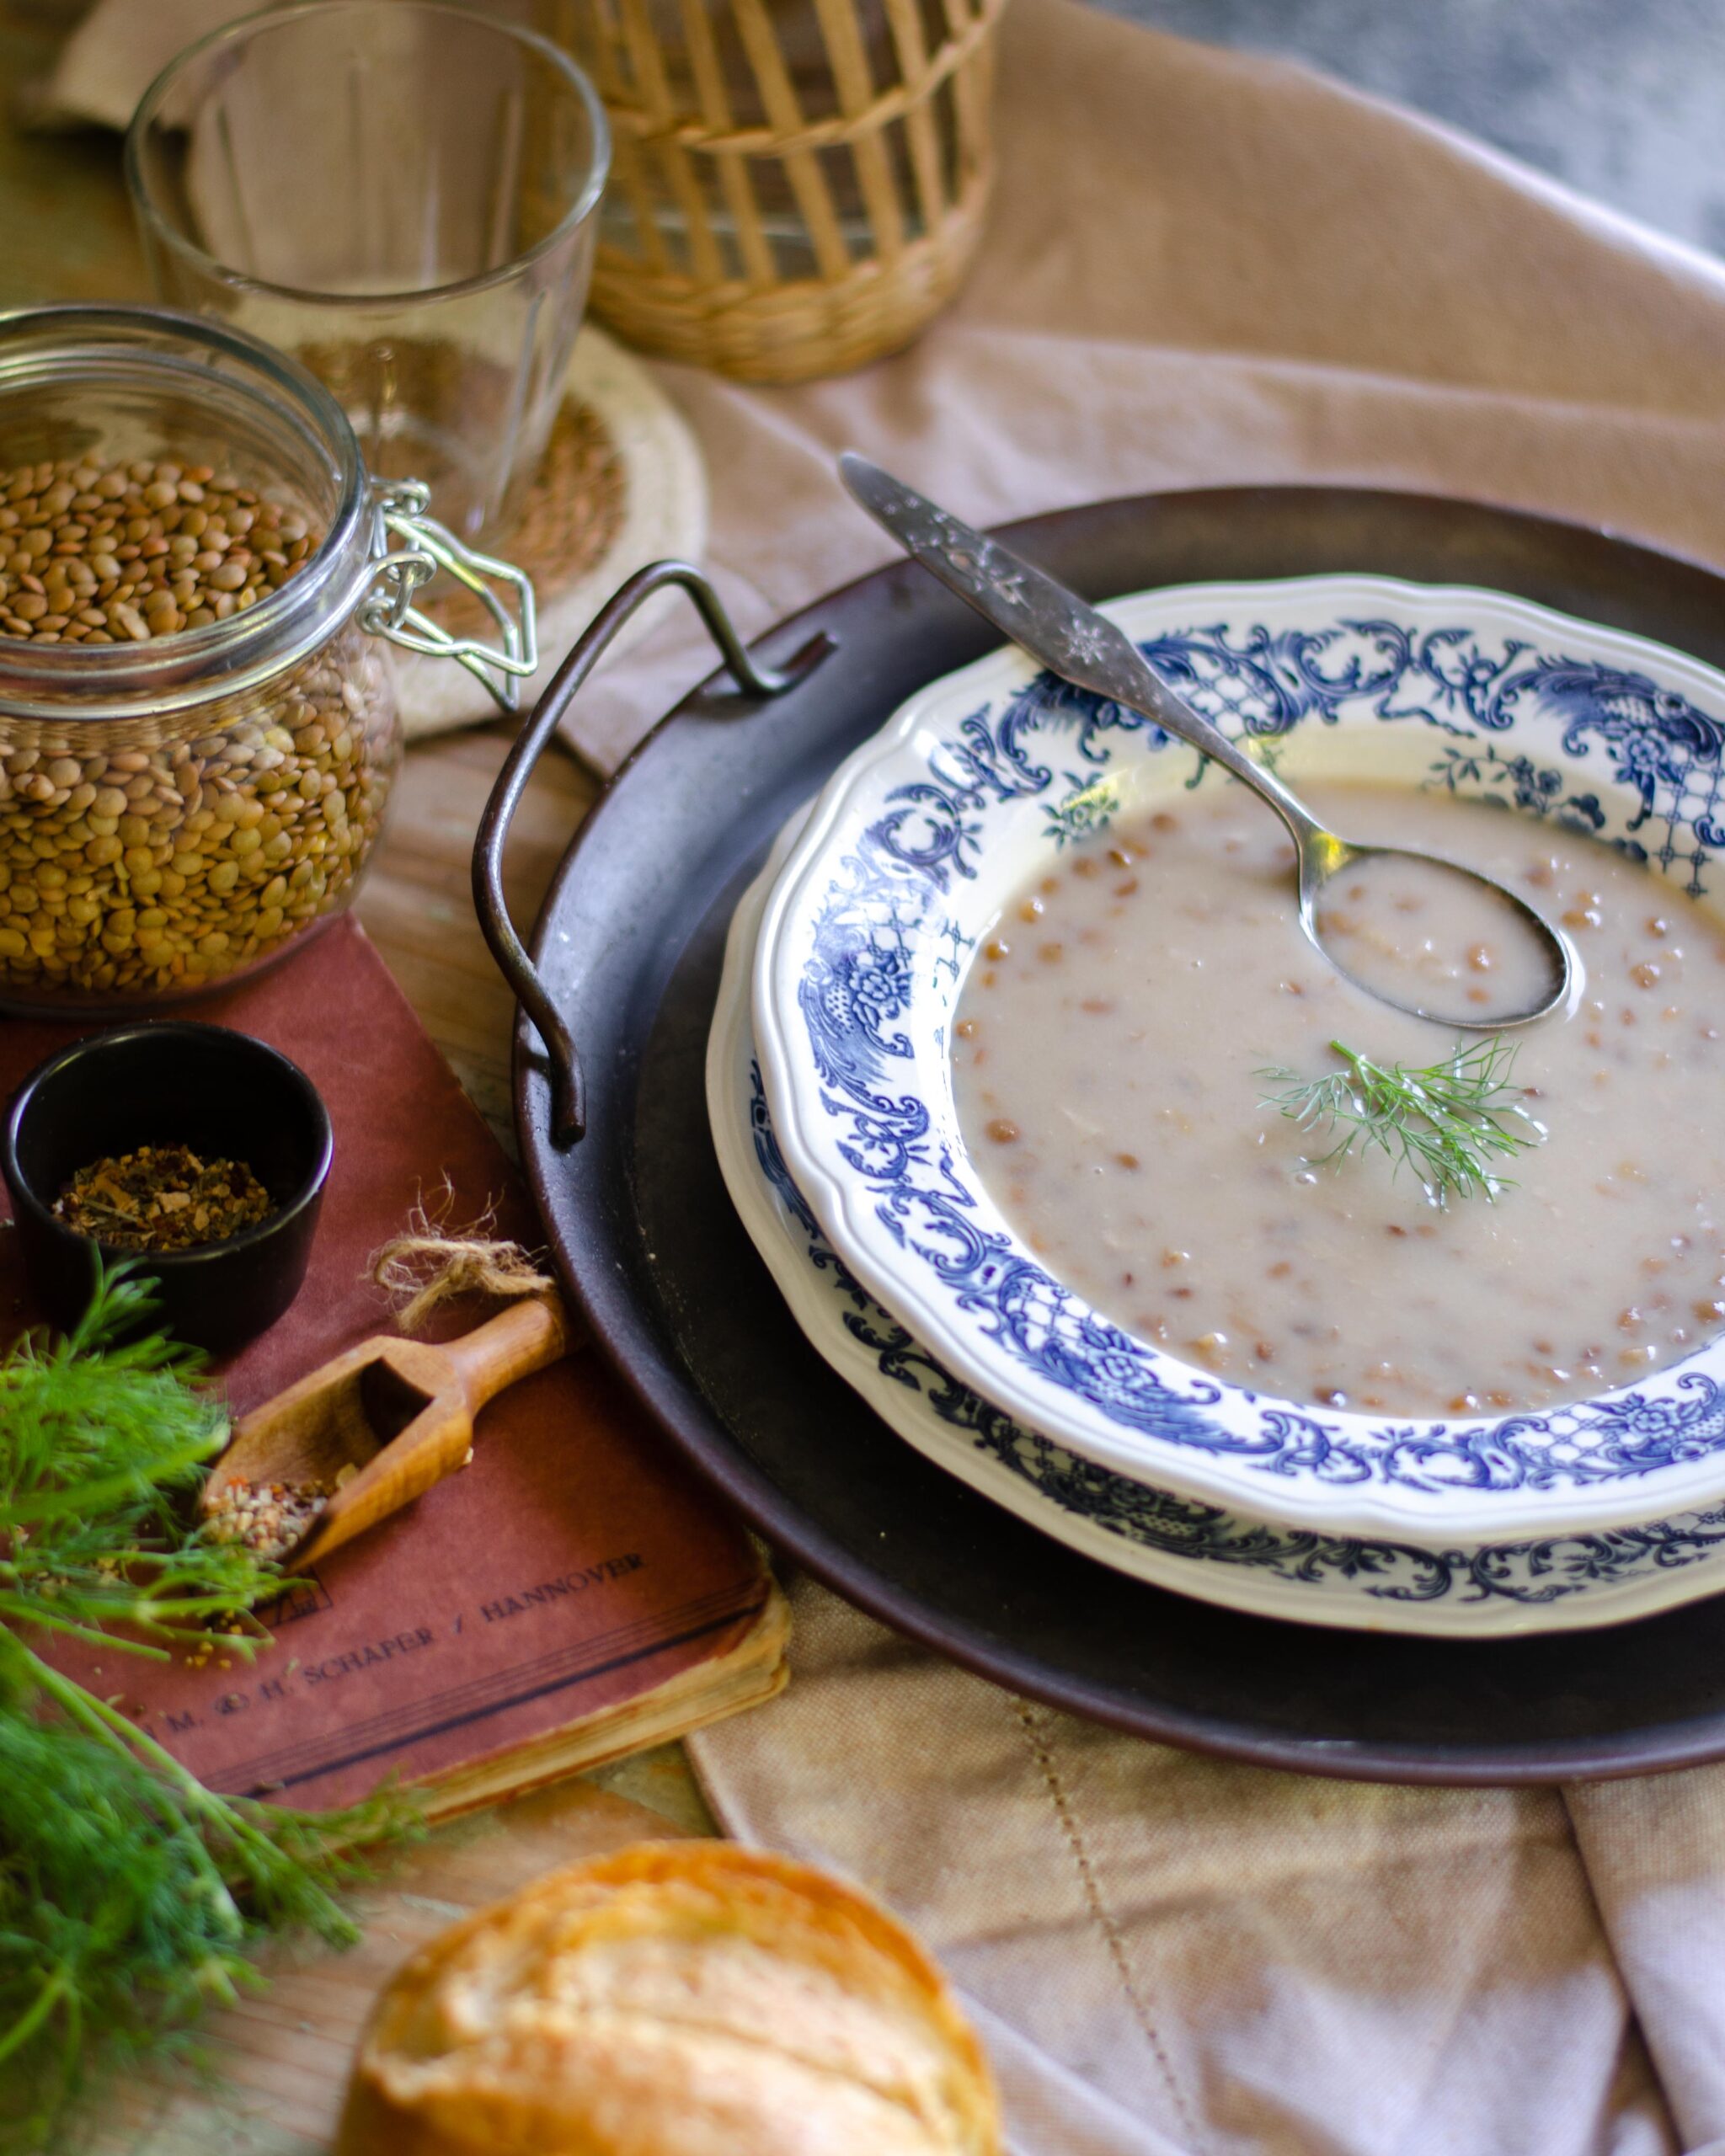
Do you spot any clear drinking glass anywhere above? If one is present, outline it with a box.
[126,0,610,545]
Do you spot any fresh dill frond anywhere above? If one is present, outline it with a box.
[1259,1035,1544,1207]
[0,1263,414,2152]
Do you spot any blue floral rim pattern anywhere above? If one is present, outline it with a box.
[755,577,1725,1538]
[747,1063,1725,1614]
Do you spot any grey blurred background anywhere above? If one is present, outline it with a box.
[1090,0,1725,257]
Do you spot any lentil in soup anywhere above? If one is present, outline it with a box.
[953,780,1725,1417]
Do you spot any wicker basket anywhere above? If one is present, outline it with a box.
[539,0,1006,382]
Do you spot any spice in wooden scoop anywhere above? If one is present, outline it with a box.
[53,1143,274,1252]
[205,1465,356,1563]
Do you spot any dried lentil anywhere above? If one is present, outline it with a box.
[0,452,397,1003]
[0,457,314,643]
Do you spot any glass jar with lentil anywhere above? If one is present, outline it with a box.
[0,305,534,1011]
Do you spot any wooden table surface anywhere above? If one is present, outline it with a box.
[0,17,726,2144]
[91,1778,699,2156]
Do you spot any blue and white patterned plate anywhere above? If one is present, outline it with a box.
[751,573,1725,1546]
[716,819,1725,1634]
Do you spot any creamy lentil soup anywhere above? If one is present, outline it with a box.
[953,780,1725,1417]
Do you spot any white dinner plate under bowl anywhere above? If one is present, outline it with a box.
[715,816,1725,1636]
[751,572,1725,1550]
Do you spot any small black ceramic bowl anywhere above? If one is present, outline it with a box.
[2,1021,332,1353]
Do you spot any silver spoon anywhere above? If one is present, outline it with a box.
[840,452,1574,1029]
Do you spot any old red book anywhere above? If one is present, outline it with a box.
[0,916,786,1815]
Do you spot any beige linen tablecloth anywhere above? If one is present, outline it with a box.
[660,10,1725,2153]
[548,0,1725,771]
[42,2,1725,2147]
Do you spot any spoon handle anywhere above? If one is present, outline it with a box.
[838,453,1328,850]
[440,1292,571,1416]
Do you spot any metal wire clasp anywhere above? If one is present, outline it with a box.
[359,479,539,712]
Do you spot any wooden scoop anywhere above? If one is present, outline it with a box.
[200,1293,570,1572]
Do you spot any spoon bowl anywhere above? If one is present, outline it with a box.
[1297,830,1576,1031]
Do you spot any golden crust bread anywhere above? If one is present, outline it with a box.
[336,1840,1001,2156]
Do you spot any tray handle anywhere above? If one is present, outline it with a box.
[473,560,829,1145]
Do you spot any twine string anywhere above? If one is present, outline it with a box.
[367,1181,554,1332]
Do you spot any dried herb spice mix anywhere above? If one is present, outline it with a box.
[206,1474,339,1562]
[54,1143,275,1251]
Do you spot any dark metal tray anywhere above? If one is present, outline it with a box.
[486,485,1725,1783]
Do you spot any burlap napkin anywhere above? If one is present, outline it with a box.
[42,3,1725,2148]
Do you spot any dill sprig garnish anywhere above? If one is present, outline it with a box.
[1260,1035,1544,1207]
[0,1264,413,2152]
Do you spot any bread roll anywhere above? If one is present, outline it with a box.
[336,1839,1001,2155]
